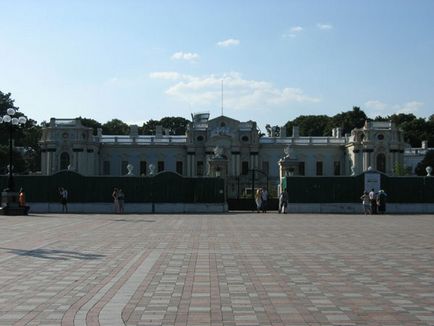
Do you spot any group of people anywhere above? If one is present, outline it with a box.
[360,188,387,215]
[112,188,125,213]
[254,187,269,213]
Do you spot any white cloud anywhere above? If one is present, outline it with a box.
[396,101,424,114]
[283,26,303,38]
[149,71,181,80]
[171,51,200,62]
[290,26,303,33]
[151,71,319,110]
[364,100,424,116]
[217,38,240,47]
[317,23,333,30]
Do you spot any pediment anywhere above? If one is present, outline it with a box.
[208,116,240,139]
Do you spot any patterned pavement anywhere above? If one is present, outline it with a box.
[0,212,433,326]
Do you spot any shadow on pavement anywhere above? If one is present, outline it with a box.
[0,247,106,260]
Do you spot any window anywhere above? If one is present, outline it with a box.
[140,161,147,176]
[121,161,129,175]
[197,161,204,176]
[176,161,183,175]
[376,153,386,172]
[334,161,341,176]
[103,161,110,175]
[158,161,165,172]
[60,152,70,170]
[316,161,323,176]
[241,161,249,175]
[299,162,305,176]
[262,161,269,175]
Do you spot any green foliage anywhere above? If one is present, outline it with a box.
[393,162,411,176]
[141,117,190,135]
[102,119,129,135]
[415,150,434,176]
[326,106,367,136]
[0,145,27,174]
[285,107,366,137]
[1,91,41,173]
[78,117,102,135]
[140,119,159,135]
[285,115,331,136]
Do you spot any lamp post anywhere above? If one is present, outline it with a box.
[0,108,27,214]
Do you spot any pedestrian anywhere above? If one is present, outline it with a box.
[18,187,30,215]
[369,188,377,214]
[255,188,262,213]
[278,188,288,213]
[18,187,26,207]
[112,187,119,213]
[117,189,125,214]
[59,187,68,213]
[261,187,269,213]
[377,189,387,214]
[360,191,371,215]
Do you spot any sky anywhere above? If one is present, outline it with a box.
[1,0,434,131]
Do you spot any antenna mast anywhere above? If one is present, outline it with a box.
[221,79,224,116]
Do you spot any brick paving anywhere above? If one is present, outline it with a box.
[0,213,433,326]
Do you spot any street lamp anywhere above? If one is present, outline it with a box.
[0,108,27,192]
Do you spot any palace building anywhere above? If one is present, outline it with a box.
[39,114,421,198]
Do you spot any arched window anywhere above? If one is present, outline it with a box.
[376,153,386,173]
[60,152,70,170]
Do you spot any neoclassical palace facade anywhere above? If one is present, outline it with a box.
[39,114,426,197]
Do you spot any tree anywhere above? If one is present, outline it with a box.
[159,116,189,135]
[328,106,367,136]
[141,117,190,135]
[0,91,41,173]
[415,150,434,176]
[78,117,102,135]
[285,115,331,136]
[102,119,129,135]
[0,145,26,174]
[140,119,159,135]
[400,118,432,147]
[0,91,20,147]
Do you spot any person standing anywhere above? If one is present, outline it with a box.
[255,188,262,213]
[59,187,68,213]
[360,191,371,215]
[369,189,377,214]
[112,187,119,213]
[278,189,288,214]
[377,189,387,214]
[261,187,269,213]
[117,189,125,214]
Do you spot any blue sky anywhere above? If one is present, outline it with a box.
[1,0,433,131]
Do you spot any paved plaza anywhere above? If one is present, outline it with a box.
[0,213,433,326]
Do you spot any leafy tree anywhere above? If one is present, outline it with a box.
[285,115,331,136]
[78,117,102,135]
[415,150,434,176]
[393,162,411,176]
[102,119,129,135]
[328,106,367,136]
[0,145,26,174]
[400,118,432,147]
[0,91,40,173]
[141,117,190,135]
[140,119,159,135]
[159,116,189,135]
[388,113,417,125]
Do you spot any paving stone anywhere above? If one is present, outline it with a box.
[0,213,434,325]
